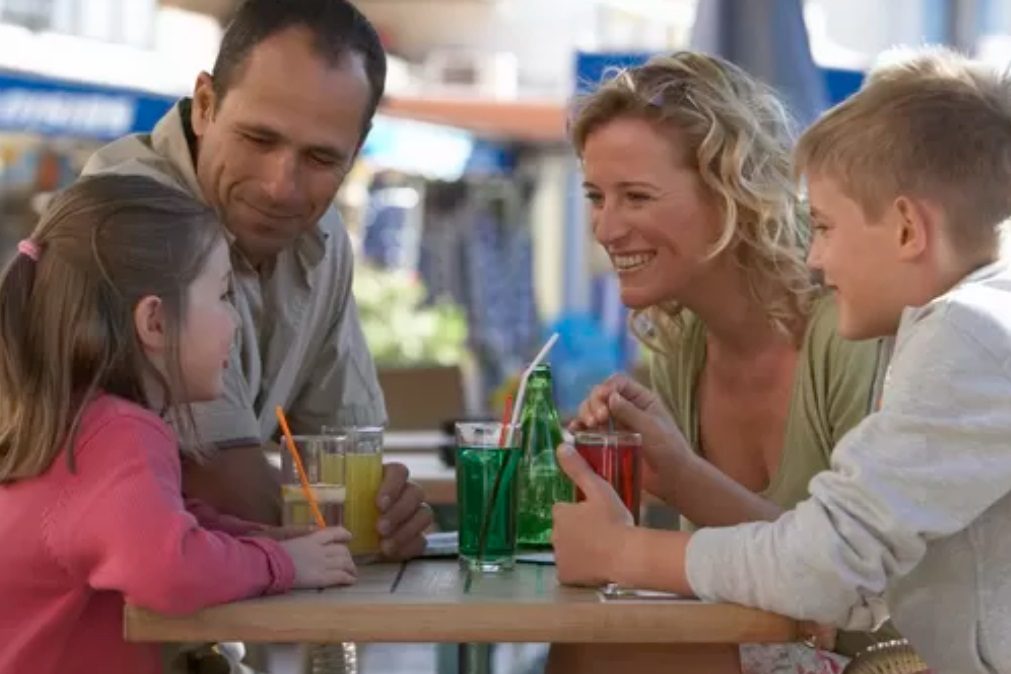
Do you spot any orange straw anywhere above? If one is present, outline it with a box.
[497,394,514,447]
[275,405,326,529]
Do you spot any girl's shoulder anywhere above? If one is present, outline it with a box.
[73,395,177,462]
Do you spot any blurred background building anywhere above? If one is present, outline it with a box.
[1,0,1008,423]
[3,2,1009,672]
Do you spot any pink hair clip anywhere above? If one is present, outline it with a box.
[17,239,40,262]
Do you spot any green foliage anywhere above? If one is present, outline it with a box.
[354,264,468,366]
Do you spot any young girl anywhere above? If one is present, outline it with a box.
[0,175,356,674]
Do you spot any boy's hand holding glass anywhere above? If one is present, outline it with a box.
[551,444,635,587]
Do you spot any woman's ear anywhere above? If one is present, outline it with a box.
[133,295,167,355]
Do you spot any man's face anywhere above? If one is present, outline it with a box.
[191,26,372,265]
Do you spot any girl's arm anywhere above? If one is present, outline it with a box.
[46,410,294,616]
[184,497,268,536]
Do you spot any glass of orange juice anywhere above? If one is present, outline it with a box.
[323,426,384,563]
[280,435,348,528]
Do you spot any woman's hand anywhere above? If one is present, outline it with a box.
[571,374,696,500]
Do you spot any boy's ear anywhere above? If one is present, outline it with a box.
[892,195,934,262]
[134,295,167,354]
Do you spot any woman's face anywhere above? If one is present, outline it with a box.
[581,116,724,309]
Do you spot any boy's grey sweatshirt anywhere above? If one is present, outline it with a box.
[687,263,1011,673]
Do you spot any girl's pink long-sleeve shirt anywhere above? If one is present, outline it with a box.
[0,395,294,674]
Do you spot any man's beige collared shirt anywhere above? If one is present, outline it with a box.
[81,100,386,446]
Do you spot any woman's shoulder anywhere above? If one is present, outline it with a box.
[646,311,706,417]
[799,293,885,444]
[803,293,880,364]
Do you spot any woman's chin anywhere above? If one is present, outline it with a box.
[618,286,664,311]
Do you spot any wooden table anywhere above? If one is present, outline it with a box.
[126,560,798,673]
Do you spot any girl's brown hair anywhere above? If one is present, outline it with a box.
[0,174,224,483]
[571,51,816,351]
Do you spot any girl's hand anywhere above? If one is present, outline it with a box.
[280,528,357,588]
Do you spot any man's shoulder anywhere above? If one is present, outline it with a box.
[80,101,199,198]
[319,204,351,250]
[316,204,355,276]
[81,132,189,192]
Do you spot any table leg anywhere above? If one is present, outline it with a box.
[546,643,742,674]
[458,643,492,674]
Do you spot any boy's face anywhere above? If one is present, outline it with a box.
[806,174,906,339]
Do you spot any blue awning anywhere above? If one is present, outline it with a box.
[0,69,175,140]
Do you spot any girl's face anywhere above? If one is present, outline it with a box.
[177,238,238,402]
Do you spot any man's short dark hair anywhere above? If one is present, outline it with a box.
[212,0,386,136]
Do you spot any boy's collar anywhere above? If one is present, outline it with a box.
[895,259,1008,338]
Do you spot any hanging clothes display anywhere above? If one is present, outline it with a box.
[418,179,539,403]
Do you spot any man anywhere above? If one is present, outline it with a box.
[83,0,431,559]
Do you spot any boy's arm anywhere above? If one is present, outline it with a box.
[684,306,1011,630]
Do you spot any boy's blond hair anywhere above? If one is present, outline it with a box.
[795,47,1011,256]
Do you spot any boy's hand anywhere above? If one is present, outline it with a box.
[552,444,634,586]
[280,528,357,588]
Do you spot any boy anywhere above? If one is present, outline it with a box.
[551,47,1011,673]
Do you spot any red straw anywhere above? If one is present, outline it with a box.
[497,394,514,446]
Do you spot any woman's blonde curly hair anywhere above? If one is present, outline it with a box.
[570,51,817,352]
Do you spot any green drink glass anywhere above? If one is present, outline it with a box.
[455,422,523,572]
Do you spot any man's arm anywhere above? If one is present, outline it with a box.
[182,445,282,525]
[288,223,387,434]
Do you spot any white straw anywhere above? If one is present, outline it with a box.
[504,332,559,445]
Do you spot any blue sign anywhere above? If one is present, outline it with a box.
[0,69,176,140]
[363,114,516,180]
[575,51,864,108]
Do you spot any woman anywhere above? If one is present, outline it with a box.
[556,52,897,673]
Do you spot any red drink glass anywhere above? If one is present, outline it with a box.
[572,431,643,524]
